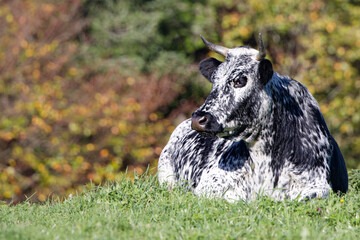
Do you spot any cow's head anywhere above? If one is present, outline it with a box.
[191,34,274,142]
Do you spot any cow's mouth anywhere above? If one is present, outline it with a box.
[194,124,249,140]
[197,131,218,138]
[217,125,247,139]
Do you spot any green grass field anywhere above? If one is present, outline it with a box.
[1,170,359,240]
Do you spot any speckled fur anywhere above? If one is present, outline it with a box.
[158,44,348,201]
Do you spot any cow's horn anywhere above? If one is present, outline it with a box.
[256,33,266,60]
[201,35,229,57]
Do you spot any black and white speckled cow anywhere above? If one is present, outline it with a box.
[158,34,348,201]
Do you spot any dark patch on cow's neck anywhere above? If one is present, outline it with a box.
[218,141,249,171]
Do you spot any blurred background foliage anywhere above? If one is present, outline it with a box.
[0,0,359,203]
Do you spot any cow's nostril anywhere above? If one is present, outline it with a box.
[191,111,222,134]
[199,116,207,125]
[191,115,208,132]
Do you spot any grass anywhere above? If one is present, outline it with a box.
[1,170,360,240]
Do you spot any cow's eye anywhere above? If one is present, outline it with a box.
[233,76,247,88]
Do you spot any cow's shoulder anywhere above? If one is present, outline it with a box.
[158,119,192,181]
[160,119,249,185]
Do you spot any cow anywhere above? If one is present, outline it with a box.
[157,34,348,201]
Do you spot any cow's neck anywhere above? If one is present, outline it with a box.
[247,119,274,161]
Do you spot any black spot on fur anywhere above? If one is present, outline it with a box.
[219,141,249,171]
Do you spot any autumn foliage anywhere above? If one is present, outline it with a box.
[0,0,194,203]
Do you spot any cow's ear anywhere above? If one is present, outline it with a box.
[199,58,222,82]
[258,59,273,85]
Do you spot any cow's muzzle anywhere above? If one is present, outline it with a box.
[191,111,223,137]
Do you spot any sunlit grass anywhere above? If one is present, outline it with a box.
[0,170,359,240]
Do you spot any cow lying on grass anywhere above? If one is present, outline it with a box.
[158,34,348,201]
